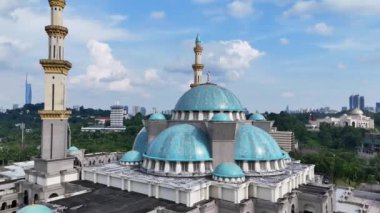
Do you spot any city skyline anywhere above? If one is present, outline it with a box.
[1,0,380,112]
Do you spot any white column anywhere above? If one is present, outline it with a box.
[241,112,246,120]
[154,160,160,172]
[199,112,204,120]
[164,161,170,173]
[266,161,271,171]
[255,161,261,172]
[229,111,233,120]
[147,159,152,170]
[209,111,214,120]
[236,112,241,120]
[127,180,131,191]
[188,162,194,173]
[176,161,182,174]
[107,175,110,187]
[148,184,152,197]
[175,190,180,204]
[189,111,194,120]
[243,161,249,172]
[180,112,185,120]
[93,173,97,183]
[200,162,205,173]
[155,185,159,198]
[121,178,125,190]
[274,160,279,170]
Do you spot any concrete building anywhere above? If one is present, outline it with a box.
[376,103,380,113]
[358,133,380,159]
[110,105,124,127]
[313,108,374,129]
[18,0,80,206]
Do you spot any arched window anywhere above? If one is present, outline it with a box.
[49,193,58,199]
[34,194,39,204]
[1,202,7,210]
[23,190,29,205]
[11,200,17,208]
[291,204,295,213]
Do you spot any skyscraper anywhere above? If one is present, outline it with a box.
[376,103,380,113]
[25,74,32,105]
[349,94,364,110]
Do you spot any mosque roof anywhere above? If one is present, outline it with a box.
[145,124,211,162]
[17,204,53,213]
[132,127,149,154]
[211,113,232,122]
[248,113,266,121]
[350,108,364,115]
[68,146,79,151]
[213,163,245,178]
[174,83,244,112]
[282,150,291,159]
[149,113,166,121]
[235,124,284,161]
[120,150,142,162]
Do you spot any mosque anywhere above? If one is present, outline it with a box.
[14,1,335,213]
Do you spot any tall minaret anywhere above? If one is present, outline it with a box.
[190,34,204,88]
[39,0,71,160]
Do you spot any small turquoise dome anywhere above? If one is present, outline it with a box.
[213,163,245,178]
[282,150,291,159]
[68,146,79,151]
[149,113,166,121]
[211,113,232,122]
[145,124,211,162]
[133,127,149,154]
[235,124,284,161]
[17,204,53,213]
[249,113,266,121]
[174,84,243,111]
[120,150,142,162]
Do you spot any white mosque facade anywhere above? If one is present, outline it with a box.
[313,108,374,129]
[14,1,335,213]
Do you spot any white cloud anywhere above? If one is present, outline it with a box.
[70,40,134,92]
[306,22,333,36]
[281,92,295,98]
[280,38,289,45]
[206,40,264,80]
[337,63,346,70]
[144,69,160,81]
[320,39,373,51]
[150,11,166,20]
[227,0,254,18]
[285,0,380,17]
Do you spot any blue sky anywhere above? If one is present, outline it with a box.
[0,0,379,113]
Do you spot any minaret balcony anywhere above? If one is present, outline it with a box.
[40,59,72,75]
[49,0,66,8]
[39,110,71,120]
[193,46,203,52]
[192,64,204,70]
[45,25,68,37]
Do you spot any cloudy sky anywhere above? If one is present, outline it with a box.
[0,0,379,113]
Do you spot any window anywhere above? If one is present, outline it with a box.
[205,162,211,171]
[159,161,165,171]
[249,162,255,171]
[181,162,188,172]
[151,161,156,170]
[194,162,200,172]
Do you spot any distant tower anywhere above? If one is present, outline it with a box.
[20,0,78,203]
[25,74,32,105]
[190,34,204,88]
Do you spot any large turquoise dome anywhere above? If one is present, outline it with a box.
[17,204,53,213]
[235,124,283,161]
[133,127,149,154]
[174,83,243,111]
[145,124,211,162]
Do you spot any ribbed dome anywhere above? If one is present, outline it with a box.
[68,146,79,151]
[235,124,284,161]
[211,113,232,122]
[133,127,149,154]
[149,113,166,121]
[249,113,266,121]
[145,124,211,162]
[350,108,363,115]
[213,163,245,178]
[17,204,53,213]
[174,83,243,111]
[120,150,142,162]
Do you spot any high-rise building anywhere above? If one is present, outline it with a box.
[140,107,147,116]
[376,103,380,113]
[110,105,124,127]
[20,0,79,202]
[349,94,364,110]
[25,74,32,105]
[360,96,365,110]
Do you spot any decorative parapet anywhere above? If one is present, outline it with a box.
[192,64,204,70]
[194,46,203,52]
[40,59,72,75]
[45,25,68,37]
[49,0,66,8]
[39,110,72,120]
